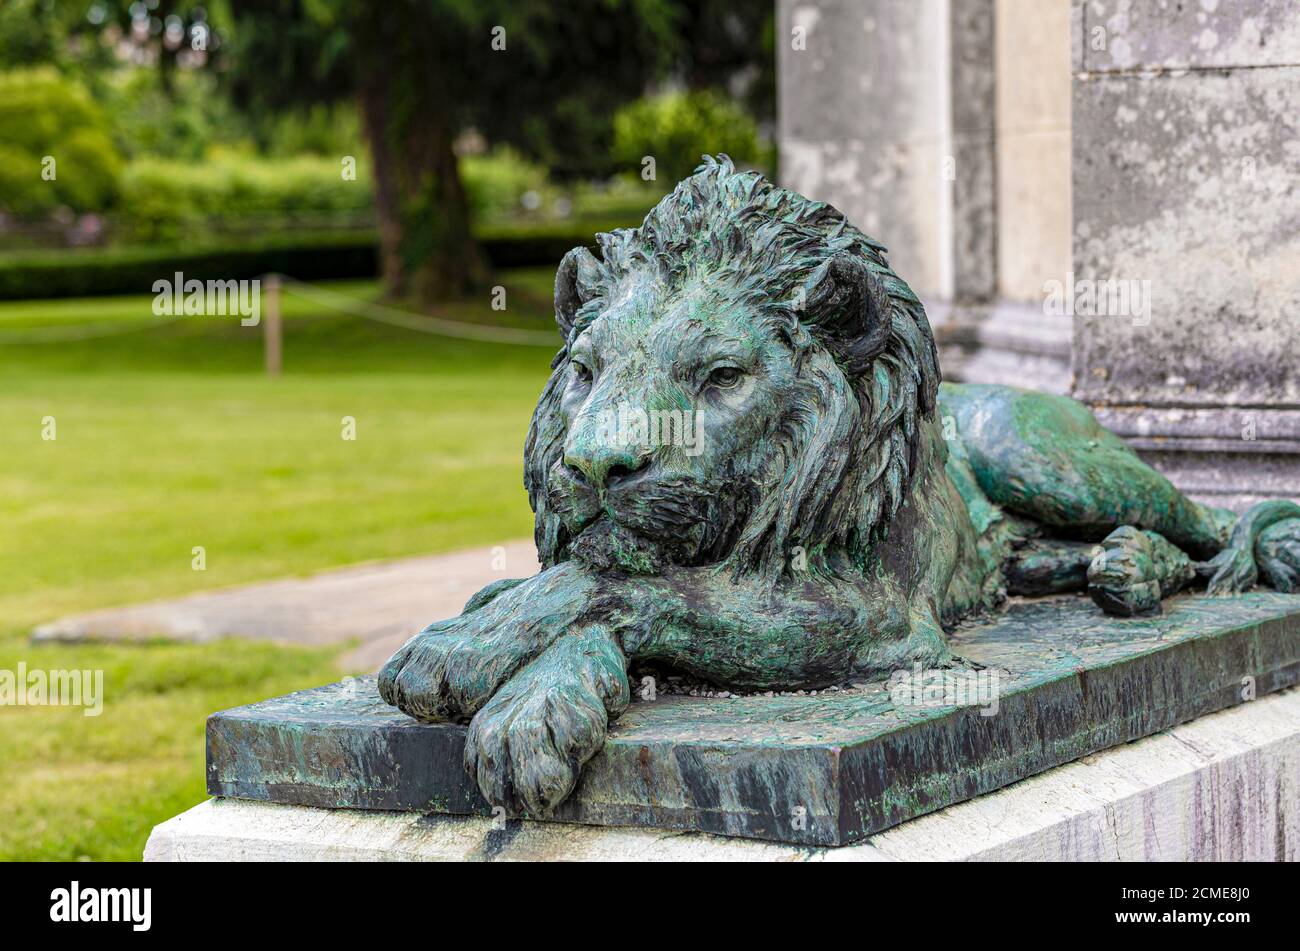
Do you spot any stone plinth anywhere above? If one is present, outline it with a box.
[151,686,1300,861]
[206,593,1300,848]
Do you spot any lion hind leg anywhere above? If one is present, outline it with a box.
[941,384,1228,559]
[1066,507,1300,613]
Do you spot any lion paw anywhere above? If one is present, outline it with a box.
[377,623,469,721]
[463,625,628,815]
[378,566,603,723]
[1088,526,1162,616]
[465,677,610,816]
[378,619,532,722]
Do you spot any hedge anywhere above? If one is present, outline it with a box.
[0,219,635,300]
[0,234,376,301]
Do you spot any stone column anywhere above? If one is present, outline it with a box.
[951,0,999,303]
[777,0,1075,395]
[1071,0,1300,509]
[995,0,1072,305]
[777,0,955,300]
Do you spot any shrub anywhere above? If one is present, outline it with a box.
[115,147,570,240]
[104,70,232,162]
[612,89,761,184]
[0,234,380,300]
[0,219,640,300]
[117,152,375,242]
[0,68,123,217]
[461,148,553,222]
[263,103,366,159]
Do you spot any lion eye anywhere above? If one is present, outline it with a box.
[708,366,743,388]
[572,360,593,384]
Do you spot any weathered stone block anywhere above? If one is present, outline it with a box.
[1081,0,1300,72]
[1072,67,1300,410]
[208,592,1300,847]
[1070,0,1300,509]
[1092,405,1300,509]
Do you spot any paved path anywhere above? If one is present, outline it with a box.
[32,540,539,672]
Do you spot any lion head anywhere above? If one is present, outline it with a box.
[524,156,940,581]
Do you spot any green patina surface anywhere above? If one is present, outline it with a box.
[355,157,1300,819]
[211,591,1300,846]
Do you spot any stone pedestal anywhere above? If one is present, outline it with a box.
[195,593,1299,848]
[145,687,1300,861]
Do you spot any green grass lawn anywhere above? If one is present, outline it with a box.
[0,271,557,859]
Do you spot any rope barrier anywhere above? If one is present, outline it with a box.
[274,275,559,347]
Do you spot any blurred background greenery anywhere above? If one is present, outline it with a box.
[0,0,776,292]
[0,0,776,859]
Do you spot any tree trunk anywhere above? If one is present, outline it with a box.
[358,80,405,298]
[358,75,485,302]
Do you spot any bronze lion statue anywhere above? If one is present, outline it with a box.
[380,156,1300,815]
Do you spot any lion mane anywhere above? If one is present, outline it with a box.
[525,155,941,581]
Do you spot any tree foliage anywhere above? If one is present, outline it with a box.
[224,0,680,176]
[614,89,761,184]
[222,0,683,297]
[0,68,123,217]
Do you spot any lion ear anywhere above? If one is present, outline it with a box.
[798,251,893,376]
[554,246,601,341]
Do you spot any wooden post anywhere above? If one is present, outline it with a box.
[264,273,282,377]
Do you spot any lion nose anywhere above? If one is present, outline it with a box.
[564,443,650,490]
